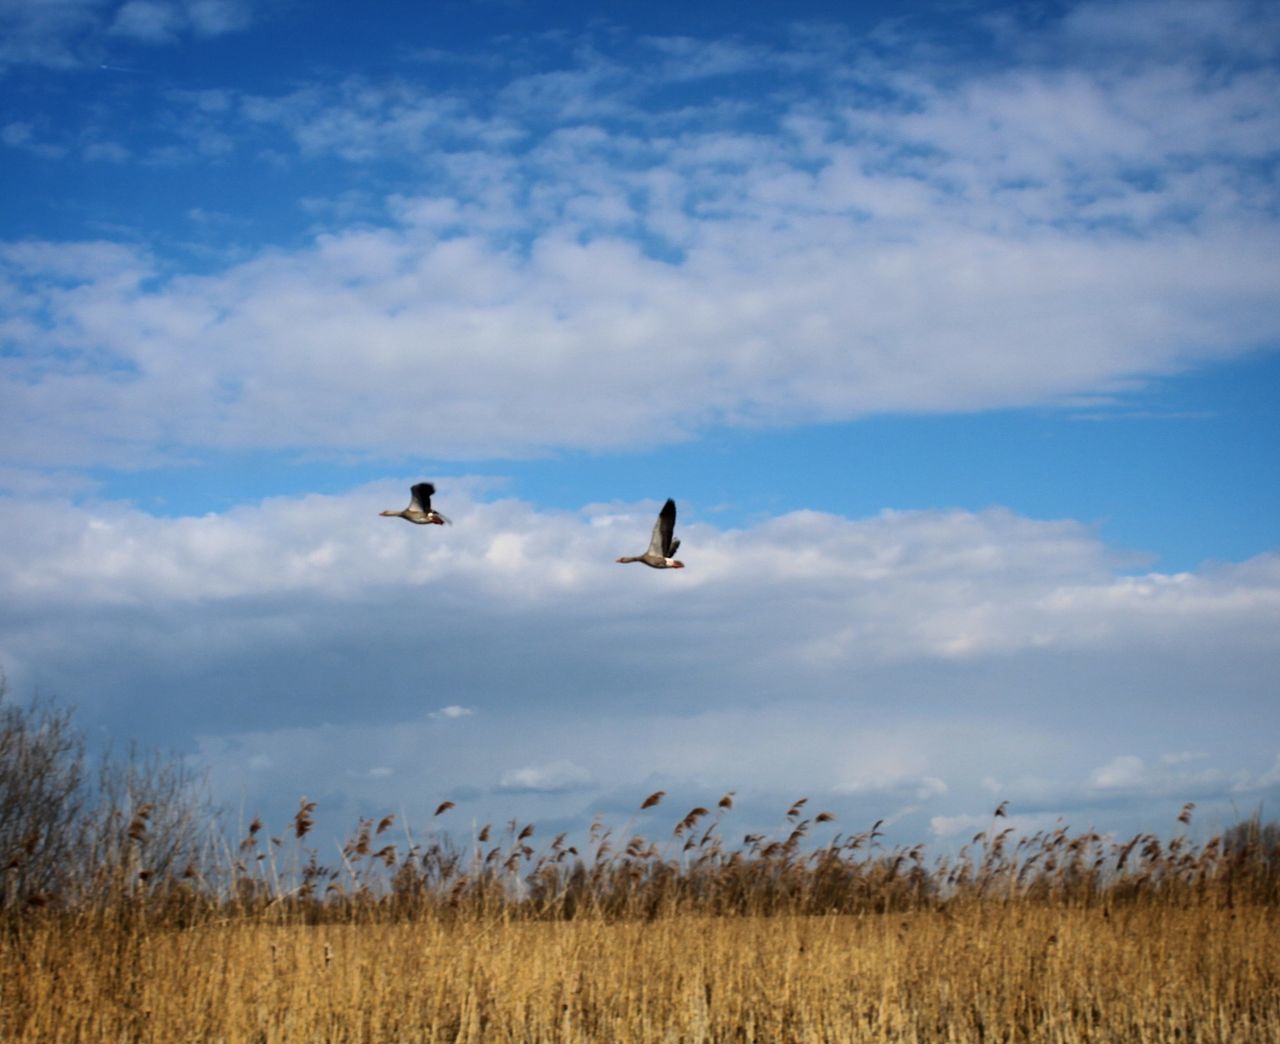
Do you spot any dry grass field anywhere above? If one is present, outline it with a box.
[4,791,1280,1042]
[5,903,1280,1042]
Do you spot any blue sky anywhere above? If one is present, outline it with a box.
[2,0,1278,848]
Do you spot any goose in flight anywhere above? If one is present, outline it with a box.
[380,482,451,526]
[616,498,684,569]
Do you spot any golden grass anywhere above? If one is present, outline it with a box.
[5,904,1279,1042]
[8,694,1279,1038]
[5,791,1280,1041]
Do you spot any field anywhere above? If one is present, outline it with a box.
[4,793,1280,1042]
[5,904,1280,1041]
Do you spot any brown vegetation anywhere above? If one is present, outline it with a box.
[3,793,1279,1042]
[3,689,1279,1040]
[5,904,1278,1042]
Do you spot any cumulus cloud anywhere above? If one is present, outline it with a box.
[4,220,1277,472]
[1,122,67,159]
[837,776,949,801]
[2,485,1275,667]
[1087,752,1243,797]
[1090,755,1148,790]
[4,5,1279,471]
[930,744,1280,841]
[430,705,475,720]
[0,0,104,69]
[0,0,252,68]
[1255,755,1280,789]
[499,760,594,793]
[929,811,1066,841]
[110,1,183,43]
[1055,0,1280,63]
[0,484,1276,837]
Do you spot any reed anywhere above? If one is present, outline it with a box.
[3,794,1278,1041]
[5,901,1277,1041]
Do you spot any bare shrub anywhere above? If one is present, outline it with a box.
[0,681,87,910]
[1,680,214,917]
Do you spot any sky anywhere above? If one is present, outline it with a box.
[1,0,1278,851]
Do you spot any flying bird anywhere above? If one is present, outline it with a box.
[616,498,684,569]
[380,482,451,525]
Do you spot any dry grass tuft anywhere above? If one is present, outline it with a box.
[640,790,665,810]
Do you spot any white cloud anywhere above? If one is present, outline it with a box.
[0,484,1275,837]
[837,774,949,801]
[110,1,182,43]
[0,0,103,70]
[929,811,1066,841]
[1090,755,1147,790]
[1,487,1276,663]
[1,122,67,159]
[430,705,474,720]
[5,6,1280,467]
[1057,0,1280,62]
[499,760,593,793]
[1087,752,1245,798]
[186,0,249,35]
[1254,755,1280,789]
[4,217,1277,470]
[0,0,252,68]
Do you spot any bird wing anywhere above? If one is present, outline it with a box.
[409,482,436,513]
[648,498,677,557]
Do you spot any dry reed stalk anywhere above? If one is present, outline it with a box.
[6,790,1279,1039]
[4,905,1277,1042]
